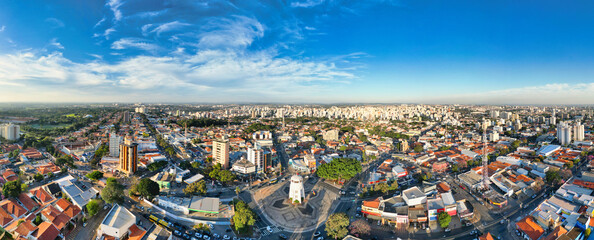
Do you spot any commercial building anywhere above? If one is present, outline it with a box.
[156,196,220,215]
[232,158,256,175]
[0,123,20,141]
[213,137,230,169]
[98,204,142,240]
[402,187,427,206]
[119,136,138,175]
[109,133,122,157]
[247,146,272,173]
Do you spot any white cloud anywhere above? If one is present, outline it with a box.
[45,18,65,29]
[94,17,106,28]
[107,0,124,22]
[198,16,265,49]
[147,21,191,36]
[304,26,316,31]
[49,38,65,49]
[291,0,325,8]
[0,25,5,32]
[111,38,159,52]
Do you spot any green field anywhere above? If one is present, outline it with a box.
[29,123,72,129]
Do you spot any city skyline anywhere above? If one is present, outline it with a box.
[1,0,594,104]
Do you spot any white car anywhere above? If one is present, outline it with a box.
[266,226,273,233]
[445,228,451,232]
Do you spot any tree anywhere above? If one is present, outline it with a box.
[86,170,104,181]
[414,145,424,153]
[34,173,44,182]
[545,170,561,185]
[235,186,241,196]
[349,219,371,237]
[136,178,160,199]
[376,182,389,194]
[389,181,399,191]
[326,213,349,239]
[33,215,43,225]
[438,212,451,229]
[451,165,459,173]
[586,228,592,238]
[2,180,24,198]
[316,158,362,182]
[86,199,101,217]
[101,179,124,204]
[232,200,256,233]
[184,180,207,196]
[339,146,347,152]
[56,155,76,168]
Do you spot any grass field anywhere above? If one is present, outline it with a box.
[28,123,72,129]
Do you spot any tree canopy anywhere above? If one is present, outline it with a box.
[135,178,160,199]
[438,212,451,229]
[86,199,101,217]
[86,170,104,181]
[2,180,24,198]
[232,200,256,233]
[316,158,362,182]
[184,180,207,196]
[101,178,124,204]
[326,213,350,239]
[349,219,371,237]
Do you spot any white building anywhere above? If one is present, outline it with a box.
[573,122,585,142]
[252,131,272,140]
[289,175,305,204]
[213,137,230,169]
[232,158,256,175]
[109,133,122,157]
[135,106,146,113]
[0,123,20,141]
[557,122,572,145]
[402,187,427,206]
[98,204,136,239]
[247,146,271,173]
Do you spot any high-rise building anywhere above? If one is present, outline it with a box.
[109,133,122,157]
[119,136,138,175]
[0,123,20,141]
[557,122,572,145]
[573,122,585,142]
[122,111,130,123]
[213,136,230,169]
[247,146,272,173]
[134,107,145,113]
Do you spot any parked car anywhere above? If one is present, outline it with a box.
[223,235,231,240]
[313,231,321,237]
[445,228,451,232]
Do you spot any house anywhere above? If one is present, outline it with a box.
[516,216,545,240]
[30,187,55,206]
[33,222,60,240]
[432,161,448,173]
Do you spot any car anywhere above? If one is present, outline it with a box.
[377,221,381,226]
[208,224,214,229]
[466,222,472,226]
[532,194,537,199]
[184,233,191,239]
[500,219,505,224]
[83,222,88,227]
[195,233,203,238]
[223,235,231,240]
[317,237,324,240]
[313,231,321,237]
[279,234,288,239]
[445,228,451,232]
[174,230,182,236]
[203,236,211,240]
[355,213,361,218]
[267,226,273,233]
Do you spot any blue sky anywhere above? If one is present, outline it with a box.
[0,0,593,104]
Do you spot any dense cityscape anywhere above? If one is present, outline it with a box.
[2,0,594,240]
[0,104,591,240]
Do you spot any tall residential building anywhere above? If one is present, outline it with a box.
[119,136,138,175]
[0,123,20,141]
[122,111,130,123]
[109,133,122,157]
[213,136,230,169]
[134,106,145,113]
[557,122,572,145]
[247,146,272,173]
[573,122,585,142]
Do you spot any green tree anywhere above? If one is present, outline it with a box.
[451,165,459,173]
[235,186,241,196]
[376,182,389,194]
[339,146,347,152]
[184,180,207,196]
[136,178,160,199]
[325,213,350,239]
[2,180,24,198]
[101,179,124,204]
[232,200,256,233]
[217,170,236,184]
[414,145,424,153]
[438,212,451,229]
[316,158,362,182]
[86,199,101,217]
[545,170,561,185]
[86,170,104,181]
[34,173,44,182]
[33,215,43,225]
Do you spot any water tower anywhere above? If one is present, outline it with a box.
[289,175,305,204]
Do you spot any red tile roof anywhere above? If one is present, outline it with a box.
[128,224,147,240]
[30,188,54,205]
[0,207,13,226]
[14,220,37,237]
[0,199,27,218]
[34,222,60,240]
[18,193,39,211]
[516,216,544,240]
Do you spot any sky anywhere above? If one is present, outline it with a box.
[0,0,593,104]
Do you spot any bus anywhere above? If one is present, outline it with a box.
[148,215,159,223]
